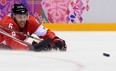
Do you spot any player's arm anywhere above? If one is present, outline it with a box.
[28,17,67,51]
[33,24,67,51]
[3,30,29,50]
[1,22,30,50]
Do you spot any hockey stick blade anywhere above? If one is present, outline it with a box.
[0,29,34,50]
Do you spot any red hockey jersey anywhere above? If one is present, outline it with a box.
[0,14,56,50]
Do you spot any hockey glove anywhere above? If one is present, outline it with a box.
[32,38,52,51]
[52,37,67,51]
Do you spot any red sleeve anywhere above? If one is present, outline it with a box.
[0,33,4,43]
[0,23,4,43]
[2,28,29,50]
[4,35,29,50]
[27,16,56,39]
[40,29,56,39]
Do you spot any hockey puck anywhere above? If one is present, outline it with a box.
[103,53,110,57]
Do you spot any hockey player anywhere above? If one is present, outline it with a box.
[0,4,67,51]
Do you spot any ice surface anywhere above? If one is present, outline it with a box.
[0,31,116,71]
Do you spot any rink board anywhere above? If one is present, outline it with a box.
[43,23,116,31]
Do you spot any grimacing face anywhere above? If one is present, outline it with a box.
[14,14,28,28]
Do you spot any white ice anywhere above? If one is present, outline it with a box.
[0,31,116,71]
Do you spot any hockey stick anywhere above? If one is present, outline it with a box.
[0,24,41,41]
[0,29,34,50]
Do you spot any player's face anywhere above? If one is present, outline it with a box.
[14,14,28,28]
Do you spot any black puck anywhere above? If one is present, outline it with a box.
[103,53,110,57]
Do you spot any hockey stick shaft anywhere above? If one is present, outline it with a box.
[0,29,34,50]
[0,24,41,41]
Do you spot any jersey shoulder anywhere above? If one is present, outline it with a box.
[1,14,18,30]
[1,14,14,26]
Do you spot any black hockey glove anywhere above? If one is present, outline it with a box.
[52,37,67,51]
[32,38,52,51]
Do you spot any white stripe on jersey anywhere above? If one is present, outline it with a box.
[34,24,48,36]
[1,40,6,45]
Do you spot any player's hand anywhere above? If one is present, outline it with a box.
[32,38,52,51]
[52,37,67,51]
